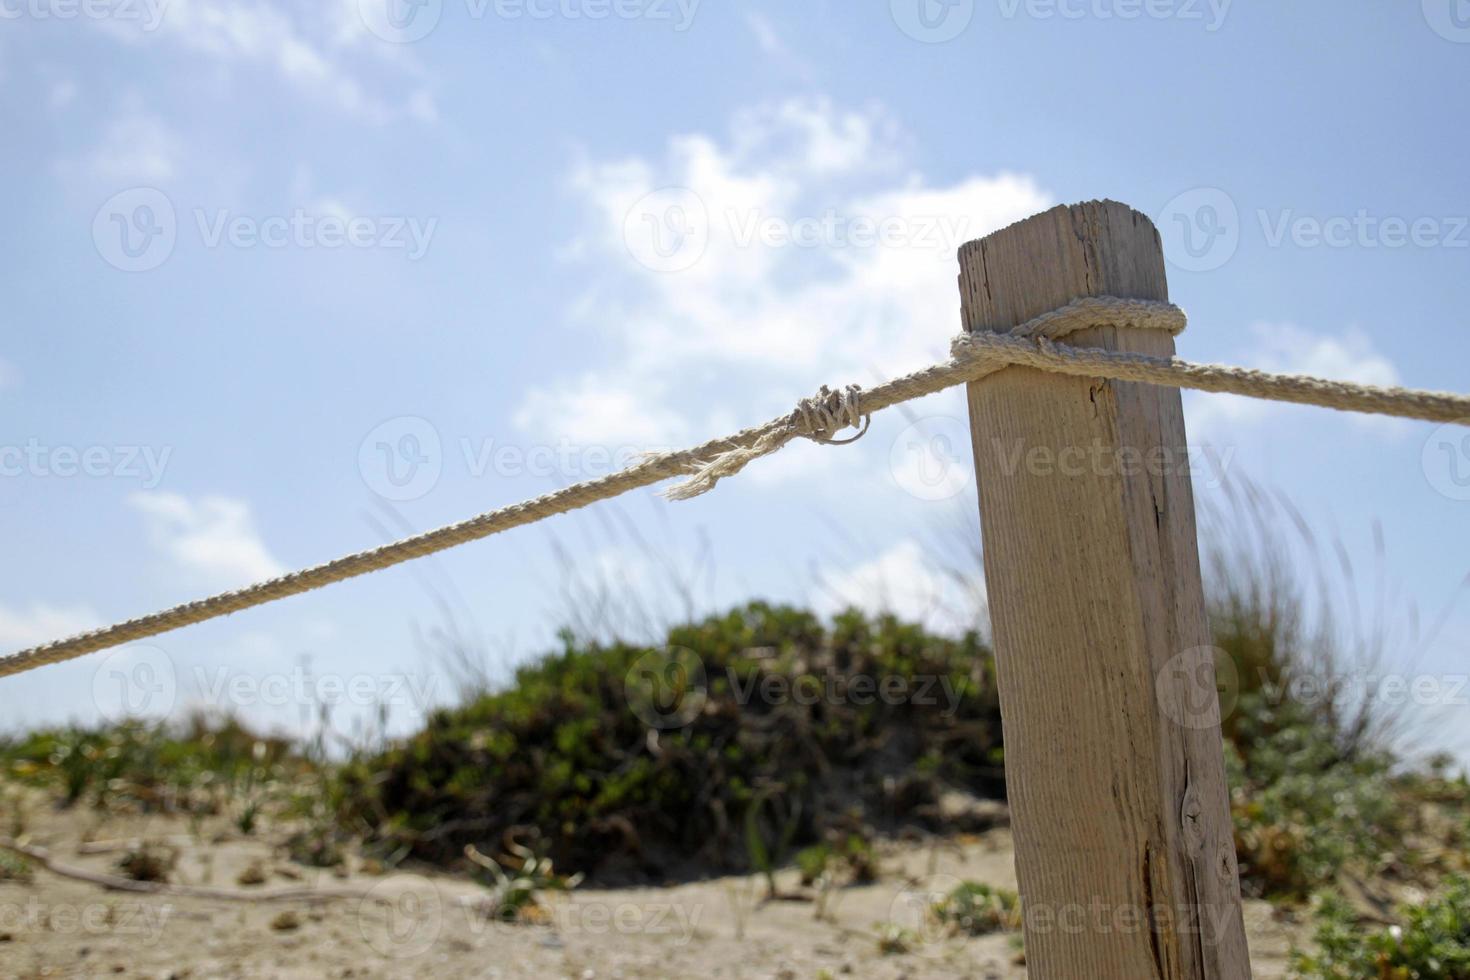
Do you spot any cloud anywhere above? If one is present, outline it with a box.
[815,538,984,636]
[0,357,16,390]
[513,371,686,448]
[0,602,100,651]
[93,0,435,124]
[78,111,183,184]
[742,12,816,82]
[518,97,1051,475]
[1185,322,1407,437]
[129,492,286,586]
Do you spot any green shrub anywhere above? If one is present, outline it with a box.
[931,881,1021,936]
[1292,875,1470,979]
[336,602,1003,880]
[1224,693,1399,899]
[0,714,315,817]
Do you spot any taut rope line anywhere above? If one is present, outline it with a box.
[3,296,1467,680]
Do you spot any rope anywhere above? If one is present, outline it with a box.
[3,296,1466,680]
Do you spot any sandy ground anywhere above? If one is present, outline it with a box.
[0,802,1307,979]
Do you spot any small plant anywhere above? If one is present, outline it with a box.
[285,823,346,869]
[797,832,879,888]
[875,922,916,955]
[116,841,179,883]
[744,786,803,900]
[931,881,1022,936]
[462,834,582,924]
[0,851,35,885]
[1291,874,1470,979]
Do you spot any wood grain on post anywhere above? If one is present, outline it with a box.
[957,201,1251,979]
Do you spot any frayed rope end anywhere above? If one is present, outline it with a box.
[661,384,870,501]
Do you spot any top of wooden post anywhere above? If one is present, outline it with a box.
[958,200,1170,336]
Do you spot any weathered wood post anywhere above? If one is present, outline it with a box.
[957,201,1250,978]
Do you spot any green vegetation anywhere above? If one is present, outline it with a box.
[0,501,1466,965]
[931,881,1022,936]
[1291,875,1470,979]
[335,602,1003,880]
[1222,693,1399,899]
[796,830,879,887]
[0,714,321,819]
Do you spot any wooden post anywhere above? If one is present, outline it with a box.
[957,201,1250,979]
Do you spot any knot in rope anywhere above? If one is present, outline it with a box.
[793,384,870,445]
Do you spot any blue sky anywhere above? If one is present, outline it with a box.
[1,0,1468,760]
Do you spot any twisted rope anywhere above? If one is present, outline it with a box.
[3,296,1466,680]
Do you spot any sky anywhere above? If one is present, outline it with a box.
[1,0,1468,760]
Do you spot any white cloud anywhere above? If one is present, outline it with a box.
[0,602,100,651]
[815,538,984,636]
[513,371,686,448]
[129,492,286,586]
[518,97,1051,476]
[82,112,183,183]
[94,0,434,124]
[1185,322,1407,437]
[742,13,816,84]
